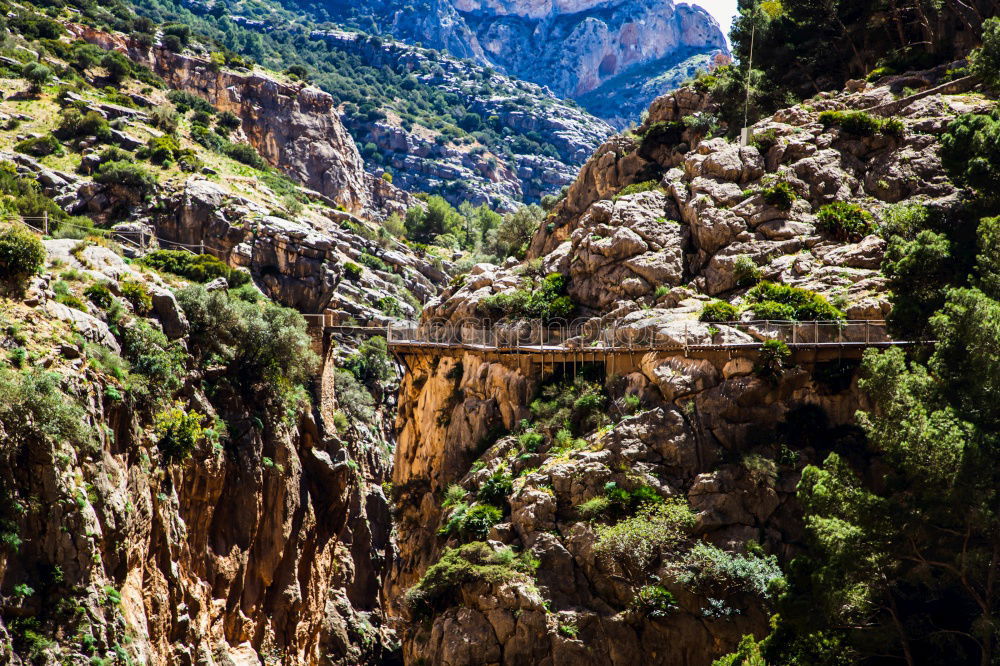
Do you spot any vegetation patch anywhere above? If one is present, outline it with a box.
[815,202,874,242]
[140,250,249,286]
[154,403,207,462]
[744,282,844,321]
[760,181,796,210]
[479,272,573,322]
[404,542,538,619]
[594,500,695,581]
[614,180,663,200]
[754,340,791,384]
[819,110,904,138]
[700,300,739,323]
[0,224,45,283]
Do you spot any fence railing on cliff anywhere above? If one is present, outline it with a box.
[14,214,227,256]
[385,318,898,352]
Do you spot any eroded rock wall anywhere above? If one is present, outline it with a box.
[73,25,416,218]
[385,75,988,664]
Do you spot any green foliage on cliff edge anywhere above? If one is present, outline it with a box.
[404,542,539,619]
[177,284,318,419]
[724,99,1000,666]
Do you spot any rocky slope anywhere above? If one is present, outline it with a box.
[310,0,728,125]
[73,25,416,220]
[385,73,983,663]
[0,235,398,665]
[314,30,613,208]
[0,29,452,662]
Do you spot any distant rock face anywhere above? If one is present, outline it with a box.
[335,0,728,124]
[316,31,614,210]
[459,0,726,97]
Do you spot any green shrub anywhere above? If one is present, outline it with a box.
[638,121,685,154]
[84,282,114,309]
[56,108,111,142]
[460,504,502,539]
[601,480,663,516]
[749,128,779,153]
[530,376,607,436]
[342,336,394,386]
[631,584,677,619]
[166,90,213,115]
[754,340,791,383]
[334,369,375,420]
[53,280,86,310]
[594,500,696,580]
[749,301,796,320]
[878,202,929,240]
[438,501,503,540]
[941,112,1000,197]
[761,181,796,210]
[745,281,844,321]
[866,65,897,81]
[101,51,132,83]
[358,251,389,272]
[21,62,52,92]
[343,262,362,280]
[970,17,1000,89]
[177,285,319,416]
[672,541,784,600]
[15,134,62,157]
[0,224,45,282]
[479,272,573,322]
[224,142,266,169]
[52,216,101,240]
[577,495,611,519]
[477,470,514,505]
[819,110,903,138]
[700,300,739,323]
[375,295,403,317]
[147,135,180,164]
[154,403,205,462]
[816,202,874,241]
[140,250,248,286]
[404,542,537,618]
[217,110,240,130]
[120,279,152,315]
[615,180,662,199]
[8,347,26,367]
[120,319,185,404]
[518,431,544,452]
[734,255,763,287]
[95,161,158,197]
[0,368,94,450]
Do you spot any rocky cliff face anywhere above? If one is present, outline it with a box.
[385,74,980,663]
[457,0,726,98]
[74,25,415,219]
[0,52,455,662]
[313,0,728,125]
[311,30,614,209]
[0,240,397,665]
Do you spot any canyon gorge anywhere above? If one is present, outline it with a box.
[2,0,1000,665]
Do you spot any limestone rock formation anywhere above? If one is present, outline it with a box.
[73,25,415,219]
[321,0,728,125]
[385,76,980,664]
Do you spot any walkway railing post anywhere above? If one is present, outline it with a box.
[865,321,870,344]
[43,211,48,236]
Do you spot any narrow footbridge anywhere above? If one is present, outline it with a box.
[307,317,921,368]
